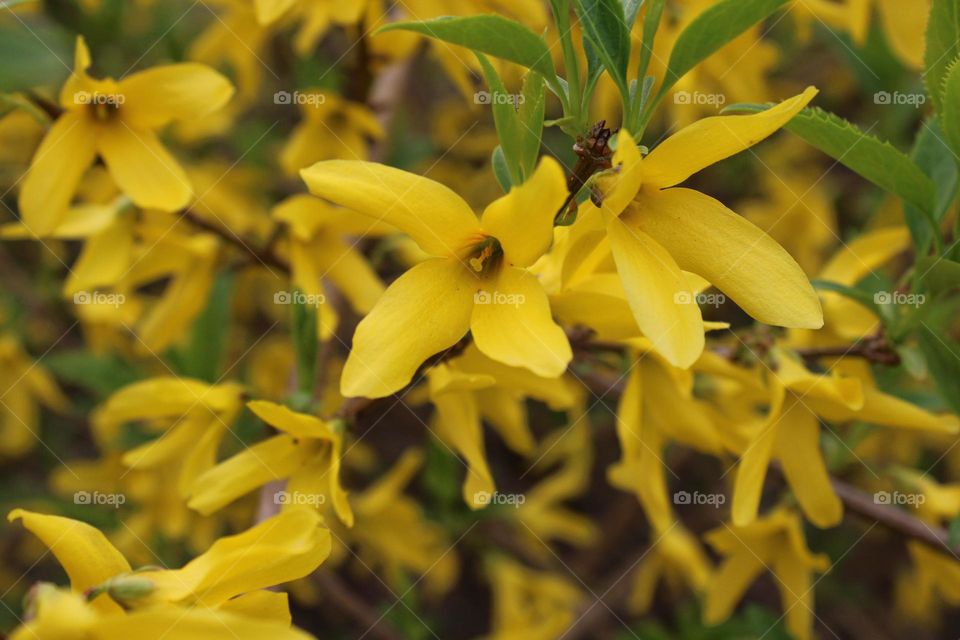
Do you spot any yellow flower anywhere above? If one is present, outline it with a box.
[301,156,572,398]
[703,506,829,640]
[575,87,823,369]
[273,194,393,340]
[486,557,581,640]
[8,507,328,638]
[19,37,233,236]
[731,351,959,528]
[94,377,245,498]
[188,400,353,527]
[254,0,368,54]
[627,525,712,615]
[280,93,384,175]
[0,335,69,457]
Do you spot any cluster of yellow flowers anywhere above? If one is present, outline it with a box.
[0,0,957,639]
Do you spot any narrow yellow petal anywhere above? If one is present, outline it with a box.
[471,266,571,378]
[608,216,704,368]
[342,258,475,398]
[8,509,130,595]
[634,188,823,329]
[301,160,478,257]
[119,64,234,129]
[480,157,568,267]
[96,125,191,211]
[732,381,786,526]
[18,112,97,236]
[643,87,818,188]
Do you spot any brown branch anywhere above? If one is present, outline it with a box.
[182,210,290,273]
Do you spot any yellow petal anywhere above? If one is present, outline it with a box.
[643,87,818,188]
[430,381,495,510]
[188,435,303,515]
[732,381,786,526]
[255,0,297,24]
[471,266,571,378]
[811,384,960,433]
[217,590,291,624]
[95,603,314,639]
[247,400,339,440]
[771,551,817,640]
[608,216,704,368]
[8,509,130,602]
[480,156,567,267]
[139,507,330,606]
[703,552,768,624]
[774,397,842,528]
[301,160,478,257]
[119,64,234,129]
[96,125,191,211]
[341,258,475,398]
[634,188,823,329]
[18,112,97,236]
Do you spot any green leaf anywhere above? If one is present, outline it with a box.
[916,324,960,414]
[916,256,960,297]
[949,515,960,548]
[924,0,960,113]
[622,0,644,28]
[45,350,140,397]
[942,59,960,160]
[903,118,959,253]
[491,145,513,192]
[291,291,319,399]
[0,23,72,92]
[181,273,233,382]
[637,0,666,84]
[732,106,936,216]
[574,0,631,91]
[376,16,558,84]
[656,0,788,99]
[811,279,878,312]
[476,53,523,184]
[517,71,546,177]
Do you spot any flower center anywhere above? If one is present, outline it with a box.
[467,236,503,277]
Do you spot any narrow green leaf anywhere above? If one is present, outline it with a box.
[292,291,319,398]
[942,59,960,160]
[573,0,631,91]
[916,257,960,297]
[376,16,558,83]
[476,53,524,184]
[491,146,513,192]
[657,0,788,97]
[637,0,666,83]
[924,0,960,113]
[949,516,960,548]
[732,105,935,215]
[916,324,960,414]
[182,273,234,382]
[623,0,644,28]
[905,117,958,253]
[517,71,546,178]
[810,279,878,312]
